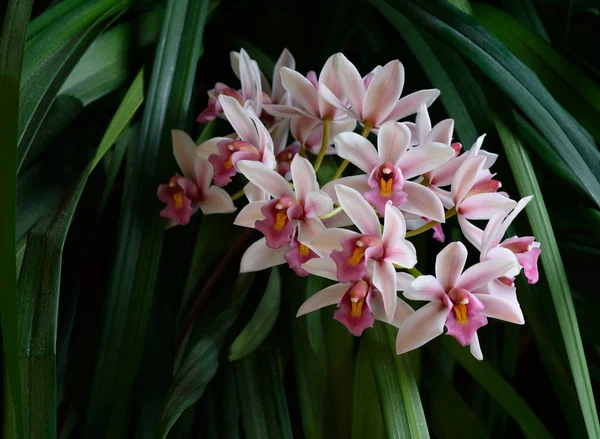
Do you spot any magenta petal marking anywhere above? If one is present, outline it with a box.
[331,235,383,283]
[209,139,260,186]
[255,197,296,249]
[364,163,407,215]
[334,281,374,336]
[444,289,487,346]
[284,236,319,276]
[451,142,462,156]
[196,84,244,123]
[157,176,199,226]
[276,143,300,179]
[306,70,319,88]
[432,223,445,243]
[501,236,541,284]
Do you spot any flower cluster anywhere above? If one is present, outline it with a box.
[157,49,541,360]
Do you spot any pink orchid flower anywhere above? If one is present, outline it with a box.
[397,242,521,360]
[451,155,516,246]
[297,257,416,336]
[157,130,236,226]
[324,121,454,220]
[309,184,417,321]
[197,95,276,187]
[318,53,440,132]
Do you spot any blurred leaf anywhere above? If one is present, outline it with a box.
[364,323,428,439]
[26,0,88,44]
[0,0,34,436]
[235,347,293,438]
[229,268,281,361]
[352,340,385,439]
[443,338,552,438]
[502,0,551,42]
[493,108,600,437]
[83,1,210,436]
[379,0,600,209]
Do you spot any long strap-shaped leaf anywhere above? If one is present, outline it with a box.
[493,109,600,438]
[82,1,209,437]
[0,1,34,437]
[16,69,143,439]
[374,0,600,209]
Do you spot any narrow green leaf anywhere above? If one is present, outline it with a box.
[26,0,88,43]
[229,268,281,361]
[493,108,600,438]
[0,1,34,435]
[352,340,385,439]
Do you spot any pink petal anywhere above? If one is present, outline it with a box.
[494,196,533,247]
[309,228,358,257]
[435,241,468,292]
[284,236,319,276]
[291,155,319,203]
[401,182,445,223]
[219,95,260,147]
[385,89,440,122]
[458,216,484,249]
[263,103,312,119]
[290,116,321,145]
[334,52,365,118]
[445,292,487,346]
[456,257,518,292]
[396,302,448,354]
[331,234,382,283]
[237,160,294,198]
[322,175,370,204]
[318,54,343,119]
[334,132,380,173]
[397,142,455,179]
[373,261,398,321]
[476,294,525,325]
[273,120,291,156]
[234,201,268,228]
[415,103,431,145]
[194,155,213,192]
[272,48,295,104]
[280,67,320,116]
[429,186,454,209]
[459,193,517,220]
[240,238,287,273]
[373,296,415,328]
[451,155,486,205]
[429,154,469,187]
[171,130,197,179]
[243,182,268,202]
[304,190,333,218]
[318,82,357,120]
[199,186,236,215]
[335,184,382,237]
[426,119,454,145]
[363,60,404,126]
[382,201,407,244]
[196,136,228,160]
[297,283,350,316]
[302,257,338,281]
[239,49,262,111]
[297,217,326,246]
[377,121,411,165]
[470,333,483,360]
[334,282,375,336]
[481,214,506,256]
[396,272,414,291]
[255,199,296,248]
[403,275,445,302]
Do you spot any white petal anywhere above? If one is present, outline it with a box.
[403,275,445,302]
[309,228,357,257]
[272,48,295,104]
[335,132,380,173]
[280,67,320,116]
[493,196,533,247]
[460,193,517,220]
[377,121,411,165]
[426,119,454,145]
[219,95,260,146]
[373,261,397,321]
[322,175,370,204]
[415,103,431,146]
[240,238,286,272]
[435,241,468,292]
[451,155,486,205]
[363,60,404,126]
[243,182,269,202]
[291,155,319,203]
[384,238,417,269]
[199,186,236,215]
[373,296,415,328]
[263,103,312,118]
[396,272,414,291]
[334,52,365,118]
[298,217,326,245]
[335,184,382,237]
[382,202,407,244]
[396,302,447,354]
[239,49,262,111]
[237,160,294,198]
[385,89,440,122]
[171,130,197,179]
[476,294,525,325]
[234,201,267,228]
[318,82,357,120]
[470,333,483,360]
[194,155,214,191]
[302,257,338,281]
[397,142,455,179]
[458,216,484,249]
[296,283,349,316]
[304,190,333,218]
[196,136,228,160]
[456,258,518,292]
[401,181,445,223]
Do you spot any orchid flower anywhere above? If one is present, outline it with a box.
[297,257,415,336]
[319,53,440,132]
[397,242,521,360]
[451,155,516,246]
[197,95,276,187]
[310,184,416,320]
[157,130,236,226]
[324,121,454,220]
[234,155,333,274]
[404,103,454,147]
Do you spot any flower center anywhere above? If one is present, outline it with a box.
[348,280,370,318]
[348,240,366,266]
[172,192,184,209]
[379,162,395,197]
[274,203,289,232]
[350,297,365,318]
[298,243,310,257]
[453,298,469,325]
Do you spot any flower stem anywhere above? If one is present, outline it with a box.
[230,188,246,201]
[330,121,373,181]
[299,142,307,158]
[318,205,343,220]
[393,264,423,278]
[313,119,331,172]
[405,207,457,238]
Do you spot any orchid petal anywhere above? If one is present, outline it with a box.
[322,175,370,204]
[335,184,382,237]
[243,182,268,202]
[481,214,506,256]
[363,60,404,125]
[429,186,454,209]
[429,154,469,187]
[396,302,448,354]
[415,103,431,145]
[426,119,454,146]
[234,201,268,228]
[237,160,294,198]
[302,257,338,281]
[377,121,411,165]
[403,275,445,302]
[297,217,326,246]
[396,272,414,291]
[196,136,228,160]
[401,182,445,223]
[470,333,483,360]
[291,155,319,202]
[334,52,365,117]
[457,216,485,249]
[239,49,262,110]
[318,82,357,120]
[385,89,440,122]
[262,103,313,119]
[229,51,241,79]
[335,132,380,173]
[219,95,260,146]
[280,67,320,115]
[384,238,417,268]
[451,155,486,205]
[456,258,518,292]
[494,196,533,245]
[486,247,521,278]
[476,293,524,325]
[373,296,415,328]
[373,261,397,321]
[171,130,197,179]
[296,283,350,316]
[290,116,322,145]
[272,48,295,104]
[318,54,343,119]
[304,190,333,218]
[200,186,236,215]
[194,155,213,191]
[459,193,517,220]
[240,238,287,272]
[309,228,357,257]
[397,142,455,179]
[382,202,407,243]
[435,241,468,291]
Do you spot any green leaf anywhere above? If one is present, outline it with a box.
[26,0,88,44]
[16,67,143,439]
[364,323,428,439]
[235,347,293,438]
[379,0,600,209]
[0,1,34,435]
[492,108,600,438]
[229,268,281,361]
[83,1,210,436]
[443,338,552,438]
